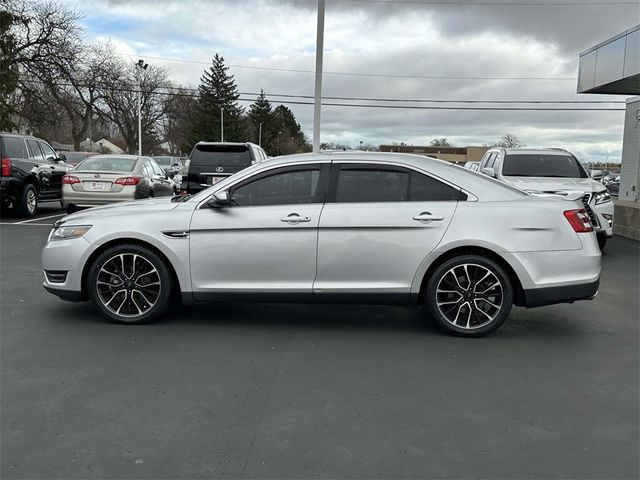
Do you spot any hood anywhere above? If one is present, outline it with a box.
[503,176,606,194]
[58,197,181,225]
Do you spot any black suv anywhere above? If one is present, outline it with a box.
[0,133,69,217]
[181,142,267,195]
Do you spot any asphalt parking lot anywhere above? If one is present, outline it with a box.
[1,208,638,479]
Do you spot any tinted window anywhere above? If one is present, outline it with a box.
[410,172,462,201]
[336,169,408,202]
[502,154,588,178]
[191,144,252,167]
[26,140,44,160]
[39,142,57,161]
[233,169,321,206]
[76,156,137,172]
[1,137,28,158]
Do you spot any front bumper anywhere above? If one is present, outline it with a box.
[592,200,614,237]
[42,235,97,301]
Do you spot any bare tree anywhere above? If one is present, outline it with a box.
[160,88,198,155]
[96,59,171,153]
[430,138,451,147]
[493,133,526,148]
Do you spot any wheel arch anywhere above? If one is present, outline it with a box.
[81,238,181,301]
[417,245,526,307]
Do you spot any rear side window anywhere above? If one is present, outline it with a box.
[333,166,462,203]
[26,140,44,160]
[190,144,252,167]
[1,137,28,158]
[336,169,408,202]
[486,153,497,168]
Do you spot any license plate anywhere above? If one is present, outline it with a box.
[207,176,224,185]
[87,181,109,191]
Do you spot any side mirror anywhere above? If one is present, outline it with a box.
[481,167,496,178]
[207,190,230,208]
[58,154,66,162]
[167,170,175,179]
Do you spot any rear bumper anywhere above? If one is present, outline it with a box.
[62,185,140,208]
[522,279,599,308]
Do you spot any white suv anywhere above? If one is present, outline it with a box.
[479,148,614,250]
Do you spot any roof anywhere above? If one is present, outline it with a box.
[487,148,572,155]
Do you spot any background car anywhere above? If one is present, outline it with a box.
[463,161,480,172]
[181,142,267,195]
[62,154,176,212]
[152,156,182,177]
[60,151,98,168]
[44,152,601,337]
[478,148,614,250]
[0,132,69,217]
[605,175,620,197]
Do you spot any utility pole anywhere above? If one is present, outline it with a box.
[258,122,263,147]
[312,0,325,153]
[220,107,224,142]
[135,59,148,156]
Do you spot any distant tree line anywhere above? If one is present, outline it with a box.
[0,0,311,156]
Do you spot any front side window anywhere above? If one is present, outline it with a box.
[26,140,44,160]
[142,161,155,177]
[502,154,588,178]
[39,142,57,161]
[232,168,321,206]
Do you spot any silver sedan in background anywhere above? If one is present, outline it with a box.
[62,154,176,213]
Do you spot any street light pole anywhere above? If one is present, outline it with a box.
[135,59,148,156]
[312,0,325,153]
[220,107,224,142]
[258,122,263,147]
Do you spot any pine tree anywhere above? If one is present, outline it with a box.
[248,90,275,152]
[188,54,244,148]
[273,105,311,154]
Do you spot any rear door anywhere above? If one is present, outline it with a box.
[314,162,461,303]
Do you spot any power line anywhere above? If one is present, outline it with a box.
[117,53,577,81]
[343,0,638,5]
[18,78,625,111]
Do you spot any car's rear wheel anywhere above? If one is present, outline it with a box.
[16,184,37,217]
[87,243,173,324]
[425,255,513,337]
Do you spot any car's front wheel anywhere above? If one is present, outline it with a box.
[87,243,173,324]
[425,255,513,337]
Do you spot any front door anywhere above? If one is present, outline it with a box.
[314,163,461,303]
[189,164,330,301]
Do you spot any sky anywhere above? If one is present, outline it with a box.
[62,0,639,163]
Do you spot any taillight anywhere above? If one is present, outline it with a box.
[564,208,593,233]
[115,176,141,186]
[62,175,80,184]
[1,157,11,176]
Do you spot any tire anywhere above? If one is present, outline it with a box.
[87,243,174,324]
[66,204,78,214]
[597,234,607,251]
[425,255,513,337]
[16,184,37,218]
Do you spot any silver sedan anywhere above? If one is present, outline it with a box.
[62,154,176,212]
[43,152,601,337]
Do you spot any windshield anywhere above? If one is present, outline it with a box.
[153,156,173,166]
[76,156,137,172]
[502,154,588,178]
[190,144,252,167]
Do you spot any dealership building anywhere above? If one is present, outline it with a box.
[578,24,640,239]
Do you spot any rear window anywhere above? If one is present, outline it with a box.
[76,156,137,172]
[1,137,28,158]
[502,154,588,178]
[190,144,252,167]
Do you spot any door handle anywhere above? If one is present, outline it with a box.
[281,213,311,224]
[413,212,444,223]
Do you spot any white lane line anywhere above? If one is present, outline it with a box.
[0,222,54,226]
[15,213,66,224]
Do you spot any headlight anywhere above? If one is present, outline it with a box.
[593,191,611,205]
[49,225,92,242]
